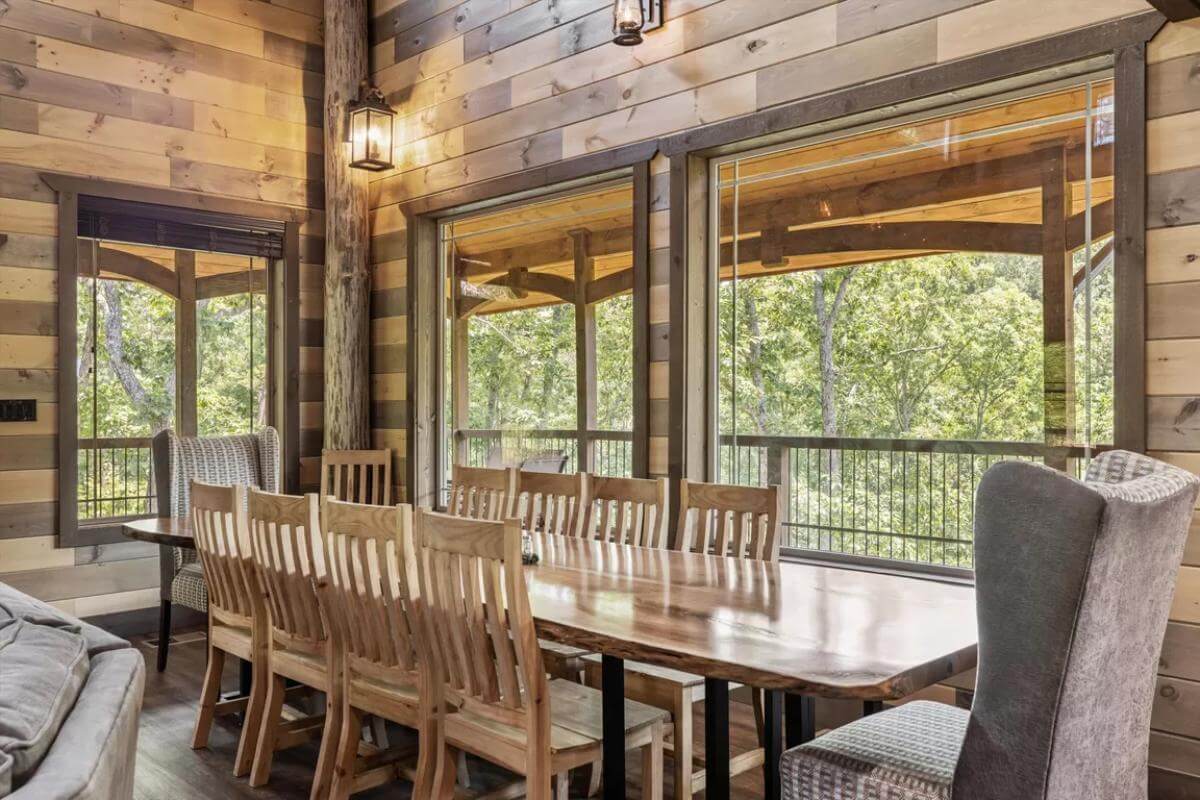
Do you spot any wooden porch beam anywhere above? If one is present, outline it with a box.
[724,144,1111,241]
[1146,0,1200,21]
[196,269,268,299]
[459,227,634,279]
[79,246,179,297]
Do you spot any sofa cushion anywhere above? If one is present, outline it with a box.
[0,583,128,657]
[0,619,90,793]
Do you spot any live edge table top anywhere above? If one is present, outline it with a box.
[124,517,978,699]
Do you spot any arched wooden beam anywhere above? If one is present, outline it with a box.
[720,220,1043,268]
[458,269,576,317]
[196,269,268,299]
[587,268,634,303]
[79,246,178,297]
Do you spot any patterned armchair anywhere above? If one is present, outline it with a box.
[780,450,1199,800]
[150,428,279,671]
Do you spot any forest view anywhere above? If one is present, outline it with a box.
[77,250,267,521]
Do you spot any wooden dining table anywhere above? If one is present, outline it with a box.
[124,516,978,800]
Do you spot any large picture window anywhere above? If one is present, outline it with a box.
[439,180,637,495]
[712,75,1115,571]
[55,183,297,545]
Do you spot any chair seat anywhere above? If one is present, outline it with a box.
[171,562,208,612]
[446,678,669,755]
[780,701,968,800]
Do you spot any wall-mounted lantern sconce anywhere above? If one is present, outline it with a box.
[348,82,395,172]
[613,0,663,46]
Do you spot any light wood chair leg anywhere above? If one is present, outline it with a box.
[586,759,603,797]
[642,722,664,800]
[671,690,694,800]
[752,688,766,747]
[457,749,471,789]
[233,657,269,777]
[191,645,225,749]
[249,673,286,788]
[554,772,571,800]
[309,689,343,800]
[329,704,363,800]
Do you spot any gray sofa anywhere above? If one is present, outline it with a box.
[0,583,144,800]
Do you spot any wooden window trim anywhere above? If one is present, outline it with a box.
[664,13,1160,562]
[400,144,655,507]
[43,174,304,548]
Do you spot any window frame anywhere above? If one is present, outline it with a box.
[400,144,656,507]
[44,174,303,547]
[659,14,1159,576]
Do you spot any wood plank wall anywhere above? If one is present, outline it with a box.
[0,0,325,627]
[1145,16,1200,796]
[367,0,1200,792]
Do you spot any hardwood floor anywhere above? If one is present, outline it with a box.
[131,628,766,799]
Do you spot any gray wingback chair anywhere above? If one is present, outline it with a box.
[150,427,279,671]
[780,450,1199,800]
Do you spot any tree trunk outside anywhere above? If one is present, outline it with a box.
[323,0,372,450]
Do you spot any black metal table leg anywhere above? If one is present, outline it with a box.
[863,700,885,716]
[763,690,783,800]
[602,655,625,800]
[239,658,253,697]
[705,677,730,800]
[785,693,816,747]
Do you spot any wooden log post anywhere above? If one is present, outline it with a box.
[322,0,372,450]
[1041,146,1074,471]
[571,229,596,473]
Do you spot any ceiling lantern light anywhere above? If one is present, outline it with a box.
[613,0,663,46]
[348,82,395,172]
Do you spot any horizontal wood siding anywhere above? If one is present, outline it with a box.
[0,0,324,624]
[1145,16,1200,790]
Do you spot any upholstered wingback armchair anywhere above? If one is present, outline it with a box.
[150,427,279,671]
[780,450,1199,800]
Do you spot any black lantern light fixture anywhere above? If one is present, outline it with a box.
[347,81,396,172]
[613,0,663,46]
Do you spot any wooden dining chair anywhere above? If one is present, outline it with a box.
[513,469,592,679]
[413,509,667,800]
[245,488,338,799]
[675,479,782,561]
[588,478,783,800]
[319,498,443,800]
[189,480,267,778]
[320,449,392,505]
[582,475,669,548]
[514,469,587,537]
[447,464,515,520]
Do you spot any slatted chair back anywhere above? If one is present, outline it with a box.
[190,480,254,626]
[320,498,422,690]
[583,475,669,548]
[320,449,392,505]
[515,470,586,537]
[675,479,782,561]
[247,488,326,654]
[414,510,546,736]
[448,465,515,520]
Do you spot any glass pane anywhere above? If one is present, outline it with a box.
[77,240,176,521]
[715,76,1115,569]
[197,255,269,436]
[440,180,635,486]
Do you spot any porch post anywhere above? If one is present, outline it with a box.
[1041,146,1074,471]
[175,250,197,437]
[322,0,372,450]
[451,258,469,469]
[572,229,596,473]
